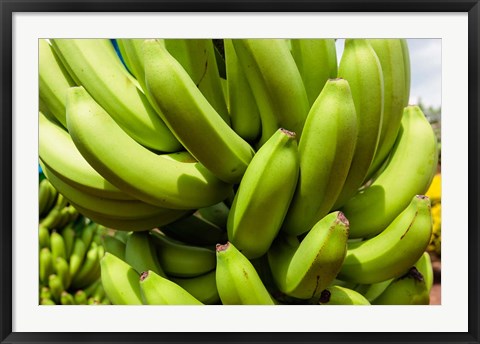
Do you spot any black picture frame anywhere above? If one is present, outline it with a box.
[1,1,479,343]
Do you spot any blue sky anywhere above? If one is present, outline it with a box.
[335,39,442,109]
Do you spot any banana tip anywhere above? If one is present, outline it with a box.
[139,271,149,281]
[319,289,331,304]
[279,128,296,139]
[215,242,230,252]
[337,211,349,227]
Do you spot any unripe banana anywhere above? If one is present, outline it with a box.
[333,38,384,209]
[215,242,275,305]
[60,291,75,305]
[39,178,54,217]
[50,231,67,261]
[48,274,64,303]
[74,290,88,305]
[373,267,430,305]
[318,285,370,305]
[341,105,439,238]
[170,270,220,305]
[160,209,228,247]
[143,39,254,184]
[54,256,71,290]
[151,231,216,278]
[289,39,338,106]
[224,39,261,142]
[66,86,232,210]
[227,128,299,259]
[50,38,181,152]
[39,247,54,285]
[40,298,56,305]
[39,225,50,249]
[414,252,434,293]
[139,270,203,305]
[163,39,230,125]
[102,235,126,261]
[70,201,191,232]
[365,39,410,180]
[68,238,87,278]
[354,279,394,303]
[338,195,433,284]
[282,78,357,236]
[268,211,349,299]
[60,225,76,258]
[39,111,133,201]
[124,231,166,277]
[41,162,188,222]
[100,252,143,305]
[39,39,76,128]
[70,243,100,289]
[232,39,310,146]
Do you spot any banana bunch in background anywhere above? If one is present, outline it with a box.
[39,178,110,305]
[39,37,441,305]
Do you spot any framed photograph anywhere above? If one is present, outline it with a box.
[1,1,479,343]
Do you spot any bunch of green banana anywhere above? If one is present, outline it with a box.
[39,188,111,305]
[38,38,440,305]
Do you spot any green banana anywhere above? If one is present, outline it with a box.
[338,195,433,284]
[124,231,166,277]
[66,86,232,210]
[163,39,230,124]
[39,39,76,128]
[215,242,275,305]
[227,128,299,259]
[354,279,394,303]
[170,270,220,305]
[196,201,230,229]
[268,211,349,299]
[139,270,203,305]
[341,105,439,238]
[39,111,134,201]
[365,39,410,180]
[68,238,87,279]
[60,225,76,258]
[232,39,310,147]
[39,247,54,285]
[39,225,50,249]
[60,291,75,305]
[224,39,261,142]
[282,78,358,236]
[415,252,434,293]
[39,178,56,217]
[159,210,227,247]
[54,256,71,290]
[102,235,126,261]
[50,38,181,152]
[74,290,88,305]
[373,267,430,305]
[333,38,384,209]
[100,252,143,305]
[143,39,255,184]
[40,298,56,306]
[70,243,100,289]
[41,162,186,221]
[69,201,190,232]
[50,231,67,261]
[80,221,97,248]
[48,274,64,303]
[289,39,338,106]
[318,285,370,305]
[151,231,216,278]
